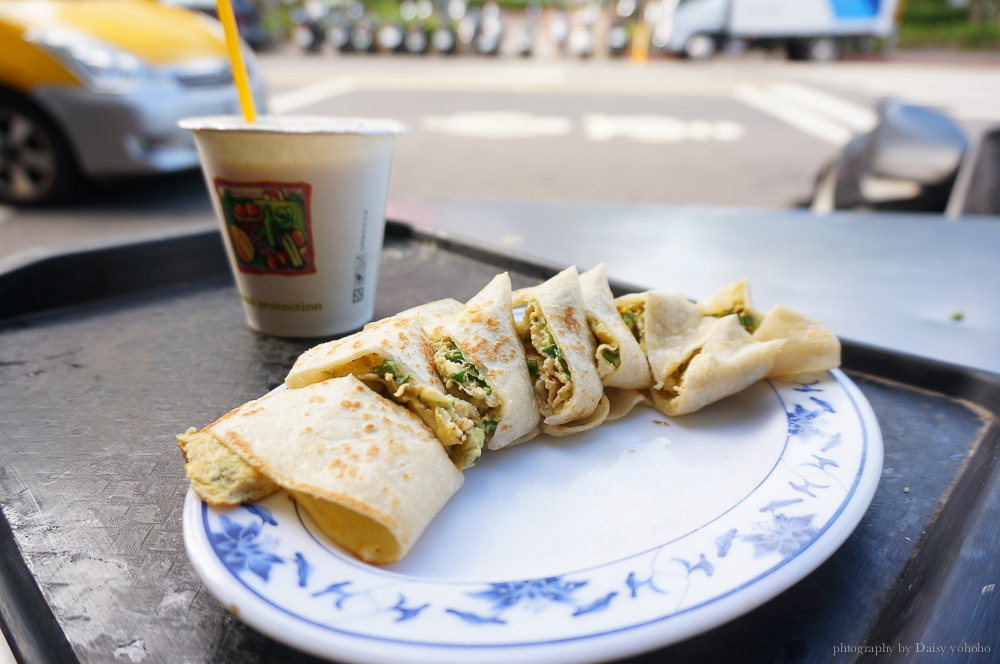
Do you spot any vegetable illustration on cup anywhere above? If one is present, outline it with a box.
[215,179,315,276]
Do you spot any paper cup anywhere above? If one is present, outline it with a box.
[180,115,406,338]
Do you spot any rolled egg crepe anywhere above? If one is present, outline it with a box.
[616,289,784,416]
[430,273,541,450]
[397,298,464,338]
[695,278,765,333]
[579,264,651,390]
[539,394,610,437]
[207,376,464,565]
[753,304,841,377]
[285,316,485,469]
[512,266,605,433]
[696,281,840,376]
[651,315,784,416]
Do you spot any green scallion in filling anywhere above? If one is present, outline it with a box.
[602,347,621,366]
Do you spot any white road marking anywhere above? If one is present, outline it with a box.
[422,111,572,139]
[263,64,738,101]
[583,114,744,143]
[732,83,854,146]
[950,106,1000,121]
[268,76,358,115]
[420,111,747,143]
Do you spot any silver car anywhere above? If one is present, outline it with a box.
[0,0,267,205]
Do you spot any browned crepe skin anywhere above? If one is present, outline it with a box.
[513,266,605,431]
[208,376,464,565]
[433,273,541,449]
[287,315,442,391]
[285,315,484,468]
[397,298,464,339]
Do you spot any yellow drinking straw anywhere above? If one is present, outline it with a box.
[216,0,257,123]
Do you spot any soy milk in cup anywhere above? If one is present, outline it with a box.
[180,115,406,338]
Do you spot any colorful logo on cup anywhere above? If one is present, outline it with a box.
[214,178,316,276]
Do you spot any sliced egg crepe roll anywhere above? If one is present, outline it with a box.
[285,316,485,469]
[207,376,464,565]
[579,264,651,389]
[539,394,610,437]
[616,289,783,416]
[513,266,605,431]
[431,273,541,450]
[651,315,784,416]
[753,304,841,377]
[695,278,765,333]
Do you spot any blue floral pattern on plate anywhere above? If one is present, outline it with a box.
[186,369,881,663]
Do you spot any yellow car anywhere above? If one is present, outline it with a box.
[0,0,267,205]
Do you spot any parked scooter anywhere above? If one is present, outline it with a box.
[348,16,379,53]
[474,2,504,55]
[568,5,599,59]
[404,25,431,54]
[811,102,969,214]
[548,8,570,55]
[432,24,459,54]
[519,2,542,57]
[291,4,327,54]
[606,21,630,57]
[376,21,406,53]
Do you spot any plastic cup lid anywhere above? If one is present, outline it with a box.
[179,115,407,136]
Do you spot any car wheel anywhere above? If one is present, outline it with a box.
[683,33,716,60]
[0,92,79,206]
[804,37,840,62]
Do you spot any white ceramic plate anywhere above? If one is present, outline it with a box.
[183,369,881,664]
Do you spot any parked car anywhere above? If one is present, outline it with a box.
[0,0,267,205]
[161,0,273,52]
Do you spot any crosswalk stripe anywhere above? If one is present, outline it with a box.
[794,68,1000,126]
[732,83,854,146]
[767,82,878,133]
[269,76,358,115]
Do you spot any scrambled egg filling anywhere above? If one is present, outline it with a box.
[433,339,501,442]
[324,355,484,467]
[704,303,759,333]
[656,349,700,402]
[520,302,573,416]
[176,429,279,506]
[617,303,646,343]
[586,313,621,378]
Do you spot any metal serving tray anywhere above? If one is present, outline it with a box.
[1,221,997,664]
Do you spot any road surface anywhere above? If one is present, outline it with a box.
[1,51,997,261]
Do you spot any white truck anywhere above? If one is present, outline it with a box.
[661,0,900,61]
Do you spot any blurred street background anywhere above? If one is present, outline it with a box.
[1,0,999,260]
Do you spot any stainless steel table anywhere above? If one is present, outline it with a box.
[388,196,1000,375]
